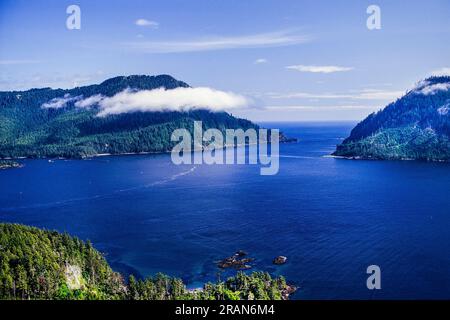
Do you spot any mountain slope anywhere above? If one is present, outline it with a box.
[0,75,257,158]
[333,76,450,161]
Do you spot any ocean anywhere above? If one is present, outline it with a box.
[1,122,449,299]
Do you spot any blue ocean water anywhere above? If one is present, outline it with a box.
[1,122,450,299]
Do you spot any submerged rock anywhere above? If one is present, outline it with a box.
[281,285,297,300]
[273,256,287,265]
[235,250,247,257]
[217,251,255,270]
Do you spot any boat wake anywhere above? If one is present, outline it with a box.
[0,166,197,212]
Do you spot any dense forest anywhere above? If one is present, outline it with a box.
[334,76,450,161]
[0,223,294,300]
[0,75,258,159]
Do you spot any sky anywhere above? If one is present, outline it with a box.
[0,0,449,121]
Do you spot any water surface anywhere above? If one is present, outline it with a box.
[1,122,450,299]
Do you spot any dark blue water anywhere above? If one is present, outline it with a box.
[1,122,450,299]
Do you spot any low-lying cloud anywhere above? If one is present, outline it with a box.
[41,94,81,109]
[44,87,249,116]
[74,94,103,108]
[414,81,450,95]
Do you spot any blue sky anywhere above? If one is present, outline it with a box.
[0,0,449,121]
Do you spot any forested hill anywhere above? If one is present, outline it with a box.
[0,223,293,300]
[0,75,256,158]
[334,76,450,161]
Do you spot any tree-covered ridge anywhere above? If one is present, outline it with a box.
[0,75,257,159]
[0,224,294,300]
[334,76,450,160]
[0,223,124,299]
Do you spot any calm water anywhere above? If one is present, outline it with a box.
[1,122,450,299]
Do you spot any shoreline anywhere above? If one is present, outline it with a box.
[0,160,24,170]
[1,139,297,162]
[323,154,450,163]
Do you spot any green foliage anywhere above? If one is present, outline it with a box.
[0,160,21,169]
[0,75,257,159]
[0,224,291,300]
[334,76,450,160]
[0,223,125,300]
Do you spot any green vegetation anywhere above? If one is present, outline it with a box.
[0,75,257,159]
[0,160,22,170]
[0,223,294,300]
[334,76,450,161]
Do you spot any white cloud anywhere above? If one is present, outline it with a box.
[0,59,40,65]
[254,58,268,64]
[74,94,103,108]
[122,30,310,53]
[74,87,249,116]
[286,65,353,73]
[430,67,450,76]
[41,94,81,109]
[354,89,405,100]
[264,105,377,111]
[415,82,450,95]
[135,19,159,28]
[270,89,404,101]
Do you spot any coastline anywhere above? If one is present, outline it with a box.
[324,154,450,163]
[0,160,24,170]
[1,138,298,162]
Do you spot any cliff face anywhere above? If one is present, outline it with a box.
[334,76,450,161]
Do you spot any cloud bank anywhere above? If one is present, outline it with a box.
[286,65,353,73]
[43,87,249,116]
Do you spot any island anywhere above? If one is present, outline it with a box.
[0,75,293,160]
[333,76,450,161]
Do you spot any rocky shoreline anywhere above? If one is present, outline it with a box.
[216,251,296,300]
[0,160,23,170]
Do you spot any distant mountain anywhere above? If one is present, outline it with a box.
[334,76,450,161]
[0,75,257,158]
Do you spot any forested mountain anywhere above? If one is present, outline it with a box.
[0,75,257,158]
[0,223,294,300]
[334,76,450,161]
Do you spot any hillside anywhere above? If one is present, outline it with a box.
[333,76,450,161]
[0,223,294,300]
[0,75,257,159]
